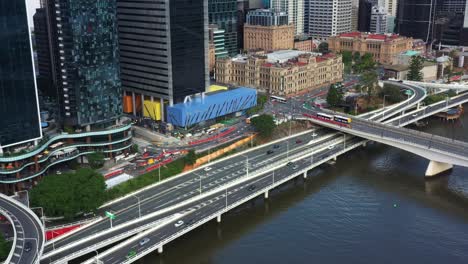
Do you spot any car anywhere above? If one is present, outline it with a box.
[139,237,150,246]
[273,144,280,149]
[296,139,302,144]
[56,170,62,175]
[187,219,196,225]
[286,162,293,167]
[24,242,32,252]
[412,113,418,117]
[292,164,299,170]
[328,145,335,150]
[266,150,274,155]
[174,220,184,227]
[312,133,318,137]
[248,185,256,191]
[204,167,212,172]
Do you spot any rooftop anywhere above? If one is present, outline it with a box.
[337,32,405,42]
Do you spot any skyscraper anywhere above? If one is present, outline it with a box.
[370,5,388,33]
[33,6,54,97]
[209,0,238,56]
[307,0,353,39]
[358,0,373,32]
[271,0,304,35]
[117,0,209,115]
[0,0,41,151]
[47,0,122,128]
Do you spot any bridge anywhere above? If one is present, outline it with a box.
[0,193,44,264]
[1,81,466,263]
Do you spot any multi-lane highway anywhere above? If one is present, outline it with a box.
[0,193,44,264]
[40,129,342,263]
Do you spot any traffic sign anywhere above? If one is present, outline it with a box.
[105,211,116,220]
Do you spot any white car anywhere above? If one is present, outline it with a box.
[328,145,335,150]
[204,167,212,172]
[412,113,418,117]
[174,220,184,227]
[139,237,150,246]
[312,133,318,137]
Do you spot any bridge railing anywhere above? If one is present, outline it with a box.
[0,208,17,264]
[113,139,367,264]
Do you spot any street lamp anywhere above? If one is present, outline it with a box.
[382,95,389,118]
[132,195,141,218]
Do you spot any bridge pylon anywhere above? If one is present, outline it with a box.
[425,161,453,177]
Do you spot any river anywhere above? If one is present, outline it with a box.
[140,108,468,264]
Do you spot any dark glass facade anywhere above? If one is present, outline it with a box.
[50,0,122,127]
[358,0,372,32]
[396,0,435,42]
[117,0,208,104]
[33,7,55,97]
[209,0,238,56]
[0,0,41,147]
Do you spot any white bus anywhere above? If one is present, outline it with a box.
[270,95,287,103]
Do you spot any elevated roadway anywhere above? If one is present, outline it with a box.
[0,193,44,264]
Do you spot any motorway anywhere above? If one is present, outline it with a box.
[40,129,342,263]
[0,194,44,264]
[86,137,364,264]
[40,81,431,263]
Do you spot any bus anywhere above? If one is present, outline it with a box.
[104,169,124,179]
[333,115,352,124]
[270,95,287,104]
[316,112,334,121]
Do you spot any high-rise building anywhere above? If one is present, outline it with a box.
[351,0,360,31]
[33,6,54,97]
[386,0,398,17]
[307,0,353,39]
[271,0,304,35]
[117,0,209,116]
[395,0,436,42]
[370,5,388,33]
[358,0,373,32]
[237,0,250,51]
[209,25,229,58]
[0,0,41,152]
[47,0,122,128]
[244,9,294,51]
[209,0,238,56]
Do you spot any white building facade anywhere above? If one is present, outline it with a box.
[270,0,304,35]
[306,0,353,39]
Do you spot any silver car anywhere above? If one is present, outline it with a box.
[139,237,150,246]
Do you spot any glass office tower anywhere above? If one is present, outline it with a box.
[49,0,122,127]
[0,0,41,149]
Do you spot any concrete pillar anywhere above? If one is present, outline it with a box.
[157,245,163,254]
[0,145,3,155]
[417,103,421,110]
[264,190,269,199]
[303,171,307,179]
[86,125,91,132]
[160,98,165,122]
[333,156,337,161]
[151,96,154,102]
[216,214,222,223]
[132,92,136,115]
[362,142,367,147]
[425,161,453,177]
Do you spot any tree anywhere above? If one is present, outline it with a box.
[353,52,361,63]
[0,232,11,261]
[341,51,353,66]
[30,168,106,219]
[257,94,267,106]
[407,56,424,81]
[362,71,378,98]
[250,114,276,138]
[355,53,376,73]
[381,83,404,104]
[318,42,329,54]
[326,83,344,107]
[87,152,105,169]
[184,149,197,166]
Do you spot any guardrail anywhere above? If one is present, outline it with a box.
[110,140,367,264]
[43,134,344,261]
[45,215,179,264]
[0,193,45,264]
[0,208,17,264]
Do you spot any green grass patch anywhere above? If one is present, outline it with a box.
[105,158,185,201]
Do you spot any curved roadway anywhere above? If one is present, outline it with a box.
[0,193,44,264]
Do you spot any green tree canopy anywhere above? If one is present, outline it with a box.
[407,56,424,81]
[355,53,376,72]
[0,232,11,261]
[184,149,197,166]
[318,42,329,54]
[30,168,106,219]
[362,71,378,98]
[341,51,353,66]
[381,83,404,104]
[326,83,344,107]
[87,152,105,169]
[251,114,276,139]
